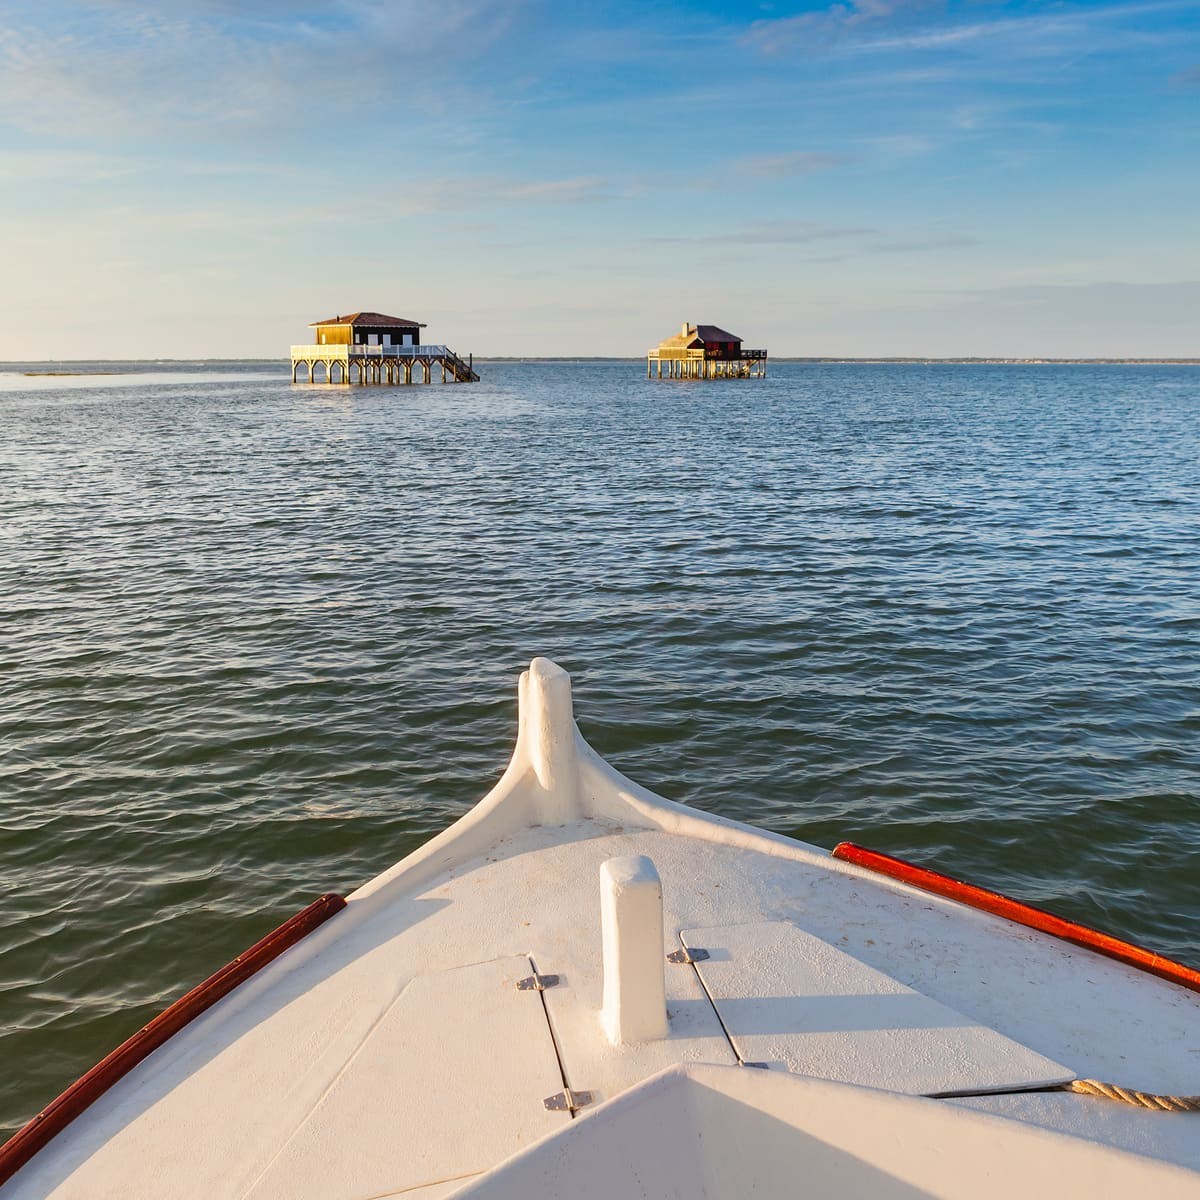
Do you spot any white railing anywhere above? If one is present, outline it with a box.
[354,344,451,357]
[647,347,767,360]
[290,343,451,358]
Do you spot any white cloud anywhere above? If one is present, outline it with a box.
[869,234,979,253]
[328,175,619,219]
[745,0,941,54]
[0,1,524,140]
[0,149,138,182]
[651,220,874,246]
[745,0,1197,60]
[732,151,849,179]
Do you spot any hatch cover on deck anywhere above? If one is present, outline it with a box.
[680,922,1073,1097]
[244,955,568,1200]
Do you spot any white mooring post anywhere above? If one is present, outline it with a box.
[522,657,580,823]
[600,855,669,1045]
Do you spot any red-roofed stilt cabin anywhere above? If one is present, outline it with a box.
[647,323,767,379]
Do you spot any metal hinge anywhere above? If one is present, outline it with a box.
[516,973,560,992]
[543,1088,594,1113]
[667,947,710,964]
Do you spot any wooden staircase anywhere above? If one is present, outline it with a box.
[444,350,479,382]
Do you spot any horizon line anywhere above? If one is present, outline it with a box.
[5,357,1200,367]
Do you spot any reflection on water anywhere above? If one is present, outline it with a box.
[1,359,1197,1134]
[0,362,279,393]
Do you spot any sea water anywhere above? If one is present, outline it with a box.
[1,359,1197,1134]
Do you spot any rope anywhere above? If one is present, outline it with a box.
[1065,1079,1200,1113]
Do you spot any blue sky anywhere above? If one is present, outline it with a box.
[1,0,1197,357]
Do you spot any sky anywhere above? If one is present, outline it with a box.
[0,0,1198,359]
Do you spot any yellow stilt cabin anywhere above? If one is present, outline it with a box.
[290,312,478,385]
[647,323,767,379]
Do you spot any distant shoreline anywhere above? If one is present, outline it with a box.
[474,357,1200,365]
[4,357,1199,367]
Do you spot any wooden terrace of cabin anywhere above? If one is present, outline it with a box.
[648,323,767,379]
[291,312,478,385]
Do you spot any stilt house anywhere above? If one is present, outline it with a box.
[648,323,767,379]
[291,311,478,385]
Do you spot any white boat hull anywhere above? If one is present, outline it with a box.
[5,659,1198,1198]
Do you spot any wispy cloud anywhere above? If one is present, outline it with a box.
[646,221,979,258]
[732,151,849,179]
[856,133,938,158]
[395,174,617,215]
[651,220,874,246]
[503,176,614,204]
[1172,63,1200,88]
[744,0,1198,60]
[0,1,523,140]
[745,0,941,55]
[869,234,980,253]
[5,168,612,241]
[0,149,138,182]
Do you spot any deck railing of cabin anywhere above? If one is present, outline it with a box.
[290,344,452,358]
[647,347,768,361]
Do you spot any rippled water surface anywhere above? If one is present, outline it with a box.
[2,359,1198,1134]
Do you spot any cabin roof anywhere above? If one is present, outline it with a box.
[309,312,426,328]
[657,332,705,351]
[694,324,741,343]
[656,323,743,351]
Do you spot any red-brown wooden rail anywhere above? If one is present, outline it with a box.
[0,892,347,1188]
[832,842,1200,995]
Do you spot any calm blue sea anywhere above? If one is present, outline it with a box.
[1,359,1197,1134]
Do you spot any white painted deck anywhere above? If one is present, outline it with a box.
[455,1065,1199,1200]
[679,921,1069,1095]
[7,659,1199,1198]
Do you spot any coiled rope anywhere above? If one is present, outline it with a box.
[1065,1079,1200,1113]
